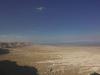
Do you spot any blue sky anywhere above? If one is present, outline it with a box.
[0,0,100,43]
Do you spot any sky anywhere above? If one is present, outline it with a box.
[0,0,100,43]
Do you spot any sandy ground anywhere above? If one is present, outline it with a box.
[0,45,100,75]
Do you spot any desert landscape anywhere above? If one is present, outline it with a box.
[0,0,100,75]
[0,43,100,75]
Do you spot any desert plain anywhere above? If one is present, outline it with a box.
[0,44,100,75]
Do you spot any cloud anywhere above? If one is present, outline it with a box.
[36,6,45,11]
[0,34,100,43]
[0,35,31,42]
[31,34,100,43]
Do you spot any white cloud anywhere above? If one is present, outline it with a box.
[36,6,45,11]
[31,34,100,43]
[0,35,31,42]
[0,34,100,43]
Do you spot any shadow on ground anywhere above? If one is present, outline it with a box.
[0,48,38,75]
[0,60,38,75]
[0,48,9,55]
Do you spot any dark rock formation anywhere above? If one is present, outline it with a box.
[0,60,38,75]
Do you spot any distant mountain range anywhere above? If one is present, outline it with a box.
[40,42,100,46]
[0,42,32,48]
